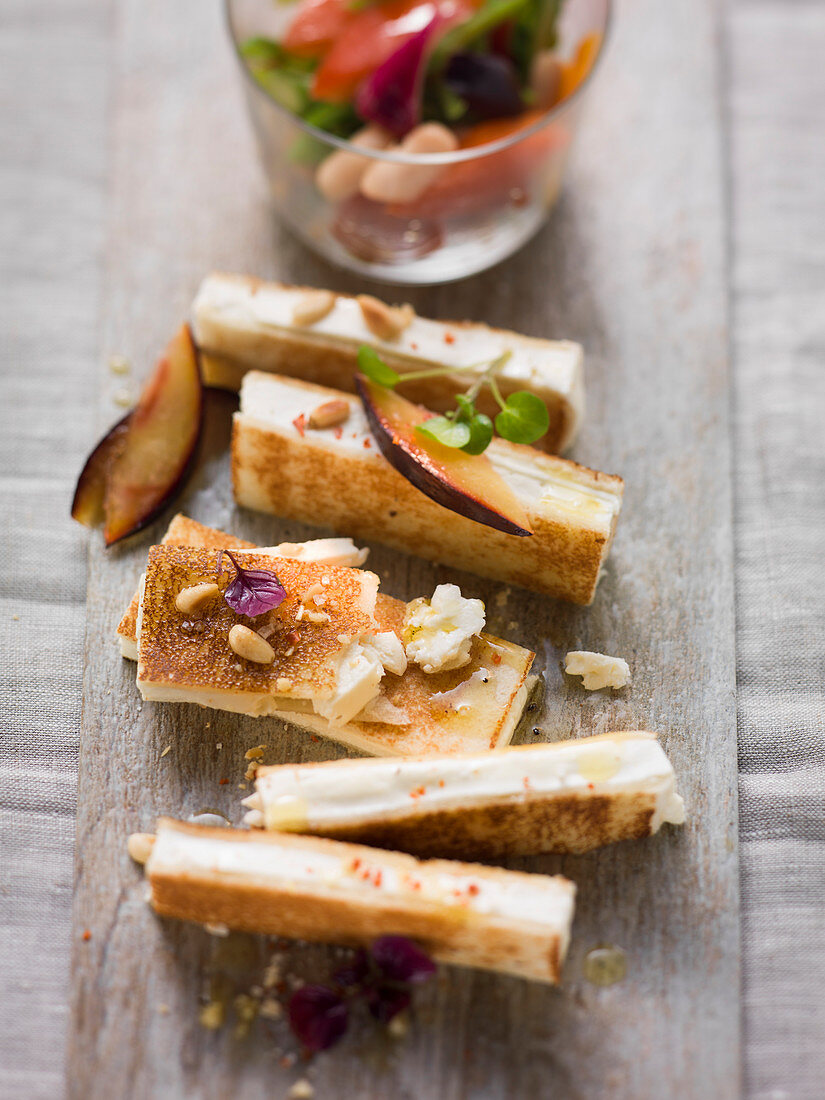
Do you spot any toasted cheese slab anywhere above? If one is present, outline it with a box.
[249,732,686,858]
[116,514,367,659]
[133,536,534,757]
[232,373,624,604]
[144,819,575,984]
[192,272,584,453]
[137,545,379,706]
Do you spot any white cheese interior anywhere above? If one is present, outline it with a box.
[195,275,582,399]
[254,733,686,834]
[237,372,620,531]
[149,823,575,935]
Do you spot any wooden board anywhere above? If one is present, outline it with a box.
[68,0,740,1096]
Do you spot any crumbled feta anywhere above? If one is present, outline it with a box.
[402,584,486,674]
[314,640,384,725]
[564,651,630,690]
[370,631,408,676]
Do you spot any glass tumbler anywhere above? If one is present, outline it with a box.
[226,0,611,285]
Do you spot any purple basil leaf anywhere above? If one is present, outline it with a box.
[355,15,442,138]
[371,936,436,984]
[334,949,369,990]
[444,52,523,120]
[367,985,411,1024]
[288,985,349,1052]
[220,548,286,617]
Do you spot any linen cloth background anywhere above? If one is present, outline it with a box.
[0,1,822,1098]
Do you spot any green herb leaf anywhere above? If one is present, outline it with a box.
[494,391,550,444]
[416,416,472,449]
[357,346,401,388]
[454,393,476,421]
[461,413,494,454]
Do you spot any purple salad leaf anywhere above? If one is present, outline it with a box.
[444,52,523,120]
[355,15,443,138]
[288,985,349,1052]
[371,936,437,984]
[219,548,286,617]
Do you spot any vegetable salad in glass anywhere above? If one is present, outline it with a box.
[227,0,610,282]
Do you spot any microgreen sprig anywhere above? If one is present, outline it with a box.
[356,345,549,454]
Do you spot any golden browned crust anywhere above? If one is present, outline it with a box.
[116,515,255,647]
[232,408,621,605]
[297,791,658,859]
[137,546,377,701]
[148,820,573,983]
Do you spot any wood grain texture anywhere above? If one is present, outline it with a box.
[68,0,739,1096]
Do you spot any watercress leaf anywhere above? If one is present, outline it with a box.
[494,390,550,444]
[219,549,287,617]
[357,346,401,387]
[461,412,494,454]
[454,393,476,421]
[416,416,472,449]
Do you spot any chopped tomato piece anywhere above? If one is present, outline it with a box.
[312,0,479,103]
[388,110,568,219]
[283,0,356,58]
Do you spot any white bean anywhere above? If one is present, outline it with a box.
[530,50,563,110]
[360,123,459,205]
[316,125,393,203]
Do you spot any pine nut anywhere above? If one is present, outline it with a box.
[357,295,415,341]
[316,125,393,202]
[292,289,336,327]
[360,123,458,205]
[128,832,155,865]
[308,398,350,429]
[175,582,220,616]
[530,51,563,110]
[228,624,275,664]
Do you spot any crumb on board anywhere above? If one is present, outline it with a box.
[199,1000,224,1030]
[288,1079,314,1099]
[160,745,171,759]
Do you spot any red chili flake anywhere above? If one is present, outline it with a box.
[438,779,445,787]
[410,785,426,799]
[444,333,455,344]
[82,929,92,942]
[292,413,306,437]
[334,427,343,440]
[287,630,301,647]
[523,776,531,790]
[492,654,502,665]
[363,438,371,448]
[219,777,229,785]
[352,858,362,870]
[310,735,320,743]
[373,870,383,887]
[410,342,418,350]
[587,782,595,789]
[467,884,480,896]
[360,868,371,880]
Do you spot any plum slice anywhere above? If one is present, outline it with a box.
[71,324,204,545]
[355,374,532,537]
[102,324,203,545]
[70,412,132,528]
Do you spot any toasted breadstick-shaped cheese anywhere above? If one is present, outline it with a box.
[232,373,623,605]
[246,732,686,859]
[192,273,584,454]
[133,540,534,757]
[116,514,369,660]
[141,819,576,984]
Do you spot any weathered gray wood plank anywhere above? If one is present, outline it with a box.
[68,0,739,1096]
